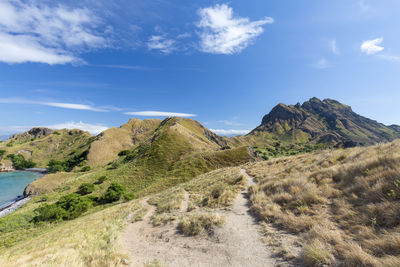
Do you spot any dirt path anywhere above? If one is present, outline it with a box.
[122,169,276,267]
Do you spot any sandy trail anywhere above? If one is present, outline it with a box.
[122,169,275,267]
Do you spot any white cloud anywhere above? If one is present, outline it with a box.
[44,102,106,112]
[47,121,108,135]
[312,58,330,69]
[197,4,273,54]
[0,0,107,64]
[0,98,107,112]
[147,35,176,54]
[210,129,250,136]
[330,39,340,55]
[361,38,384,55]
[124,111,196,117]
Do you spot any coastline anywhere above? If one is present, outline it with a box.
[0,169,46,219]
[0,197,31,219]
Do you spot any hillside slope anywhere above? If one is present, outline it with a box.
[248,97,400,148]
[0,128,93,169]
[86,119,161,167]
[245,140,400,266]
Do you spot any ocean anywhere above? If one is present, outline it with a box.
[0,171,41,208]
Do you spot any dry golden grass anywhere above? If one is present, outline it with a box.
[0,200,142,267]
[178,213,225,236]
[245,140,400,266]
[87,119,161,167]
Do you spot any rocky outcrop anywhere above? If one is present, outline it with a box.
[10,127,54,142]
[0,164,14,172]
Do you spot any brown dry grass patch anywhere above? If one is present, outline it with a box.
[245,140,400,266]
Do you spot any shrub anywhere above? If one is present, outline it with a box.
[0,150,5,159]
[6,141,14,147]
[6,154,36,169]
[81,165,91,172]
[33,204,68,223]
[124,153,137,162]
[118,150,130,156]
[77,183,95,195]
[96,176,107,184]
[178,213,224,236]
[47,150,88,173]
[124,192,136,201]
[100,183,126,203]
[47,160,68,173]
[33,193,93,222]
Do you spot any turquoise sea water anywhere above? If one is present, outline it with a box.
[0,171,41,207]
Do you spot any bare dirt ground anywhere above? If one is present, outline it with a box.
[122,169,279,267]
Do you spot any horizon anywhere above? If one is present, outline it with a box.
[1,0,400,136]
[1,96,399,139]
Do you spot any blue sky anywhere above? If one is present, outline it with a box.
[0,0,400,136]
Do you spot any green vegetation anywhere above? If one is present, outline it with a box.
[100,183,126,203]
[6,141,14,147]
[47,150,88,173]
[0,150,5,159]
[253,143,326,160]
[96,176,107,184]
[33,193,93,223]
[0,129,92,169]
[77,183,95,195]
[6,154,36,169]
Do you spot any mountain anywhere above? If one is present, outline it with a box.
[248,97,400,148]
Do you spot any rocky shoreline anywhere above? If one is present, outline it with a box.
[0,197,31,219]
[0,170,46,219]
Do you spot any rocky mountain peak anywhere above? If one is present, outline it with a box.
[261,103,305,125]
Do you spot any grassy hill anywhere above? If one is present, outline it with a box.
[0,128,93,169]
[2,139,400,265]
[0,117,255,257]
[86,118,161,167]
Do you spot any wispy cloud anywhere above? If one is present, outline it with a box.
[210,129,250,136]
[0,0,108,64]
[47,121,108,135]
[330,39,340,55]
[361,38,384,55]
[124,111,196,117]
[217,120,243,126]
[0,98,107,112]
[377,54,400,62]
[312,58,330,69]
[197,4,273,54]
[91,64,161,71]
[147,35,176,54]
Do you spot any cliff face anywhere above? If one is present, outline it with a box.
[249,97,400,147]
